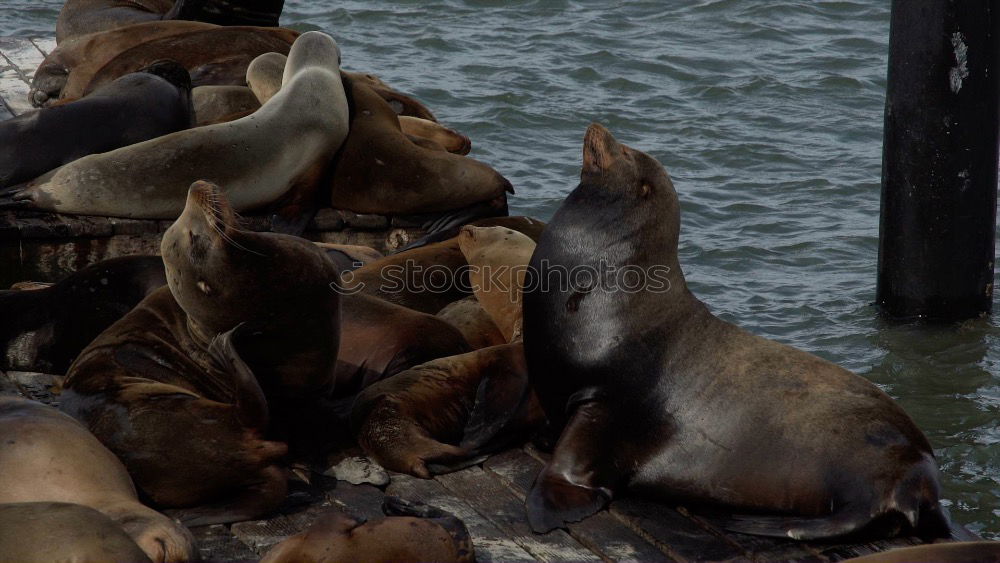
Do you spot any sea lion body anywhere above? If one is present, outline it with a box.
[0,396,195,561]
[0,502,152,563]
[522,124,950,539]
[1,62,193,189]
[261,497,473,563]
[329,77,513,215]
[56,0,175,43]
[14,31,348,219]
[437,296,506,350]
[1,255,167,373]
[843,541,1000,562]
[192,84,260,125]
[33,20,216,107]
[352,342,540,477]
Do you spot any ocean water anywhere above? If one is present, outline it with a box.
[3,0,998,538]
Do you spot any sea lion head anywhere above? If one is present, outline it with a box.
[283,31,342,84]
[161,180,340,339]
[30,61,69,108]
[139,59,193,93]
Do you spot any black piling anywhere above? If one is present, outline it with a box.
[876,1,1000,321]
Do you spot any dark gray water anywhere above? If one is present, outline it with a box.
[4,0,998,538]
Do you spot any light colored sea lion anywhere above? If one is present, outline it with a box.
[261,497,474,563]
[522,123,952,539]
[9,31,348,221]
[192,84,260,125]
[458,225,536,342]
[329,77,513,215]
[63,26,300,100]
[398,115,472,155]
[0,396,196,561]
[0,502,153,563]
[437,296,506,350]
[843,541,1000,562]
[56,0,175,43]
[2,61,193,189]
[352,342,540,478]
[1,255,167,373]
[33,20,216,107]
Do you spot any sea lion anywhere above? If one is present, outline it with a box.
[328,77,513,215]
[1,255,167,373]
[56,0,176,43]
[437,296,506,350]
[63,26,300,100]
[192,84,260,125]
[352,342,540,477]
[522,123,952,539]
[0,502,153,563]
[842,541,1000,562]
[170,0,285,28]
[397,214,546,252]
[398,116,471,155]
[33,20,216,107]
[0,396,196,561]
[314,242,384,273]
[261,497,474,563]
[458,225,536,342]
[8,31,348,222]
[247,51,440,126]
[1,61,193,189]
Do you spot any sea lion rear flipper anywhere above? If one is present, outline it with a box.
[722,511,881,541]
[459,363,534,453]
[525,399,617,533]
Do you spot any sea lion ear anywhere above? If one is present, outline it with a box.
[582,123,618,174]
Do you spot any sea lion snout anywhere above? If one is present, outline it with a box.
[582,122,621,174]
[185,180,237,232]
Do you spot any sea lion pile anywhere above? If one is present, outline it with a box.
[0,1,992,561]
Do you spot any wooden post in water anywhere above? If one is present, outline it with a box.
[876,1,1000,321]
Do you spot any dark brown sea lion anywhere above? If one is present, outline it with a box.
[62,26,299,100]
[9,32,346,224]
[261,497,474,563]
[328,77,513,215]
[522,123,952,539]
[843,541,1000,562]
[1,61,193,189]
[352,342,540,478]
[33,20,216,107]
[1,255,167,373]
[56,0,176,43]
[0,502,153,563]
[0,396,196,561]
[437,296,506,350]
[457,225,536,342]
[192,84,260,125]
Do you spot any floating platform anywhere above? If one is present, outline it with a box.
[0,37,954,562]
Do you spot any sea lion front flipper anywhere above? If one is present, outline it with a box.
[459,361,534,453]
[525,398,618,533]
[208,325,269,430]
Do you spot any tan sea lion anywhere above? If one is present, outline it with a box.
[0,396,196,561]
[63,26,300,100]
[192,84,261,125]
[437,296,506,350]
[522,123,952,539]
[458,225,536,342]
[0,502,153,563]
[33,20,216,107]
[398,115,472,155]
[10,31,348,222]
[396,214,546,252]
[352,342,540,478]
[843,541,1000,562]
[261,497,474,563]
[329,77,513,215]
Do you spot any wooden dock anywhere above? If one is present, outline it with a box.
[0,38,950,562]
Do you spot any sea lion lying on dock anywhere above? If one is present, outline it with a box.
[522,124,952,540]
[7,31,348,224]
[0,396,196,562]
[261,497,474,563]
[352,342,541,477]
[1,61,193,189]
[192,84,260,125]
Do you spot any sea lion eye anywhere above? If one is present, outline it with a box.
[639,184,652,197]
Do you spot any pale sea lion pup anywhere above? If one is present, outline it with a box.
[522,124,952,539]
[458,225,536,342]
[0,396,196,562]
[261,497,474,563]
[8,31,348,220]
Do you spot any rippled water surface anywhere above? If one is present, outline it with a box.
[4,0,998,538]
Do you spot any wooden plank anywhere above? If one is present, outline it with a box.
[324,481,387,523]
[230,497,339,555]
[436,466,602,562]
[677,506,824,562]
[387,472,535,563]
[189,524,257,563]
[819,536,923,562]
[485,450,675,563]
